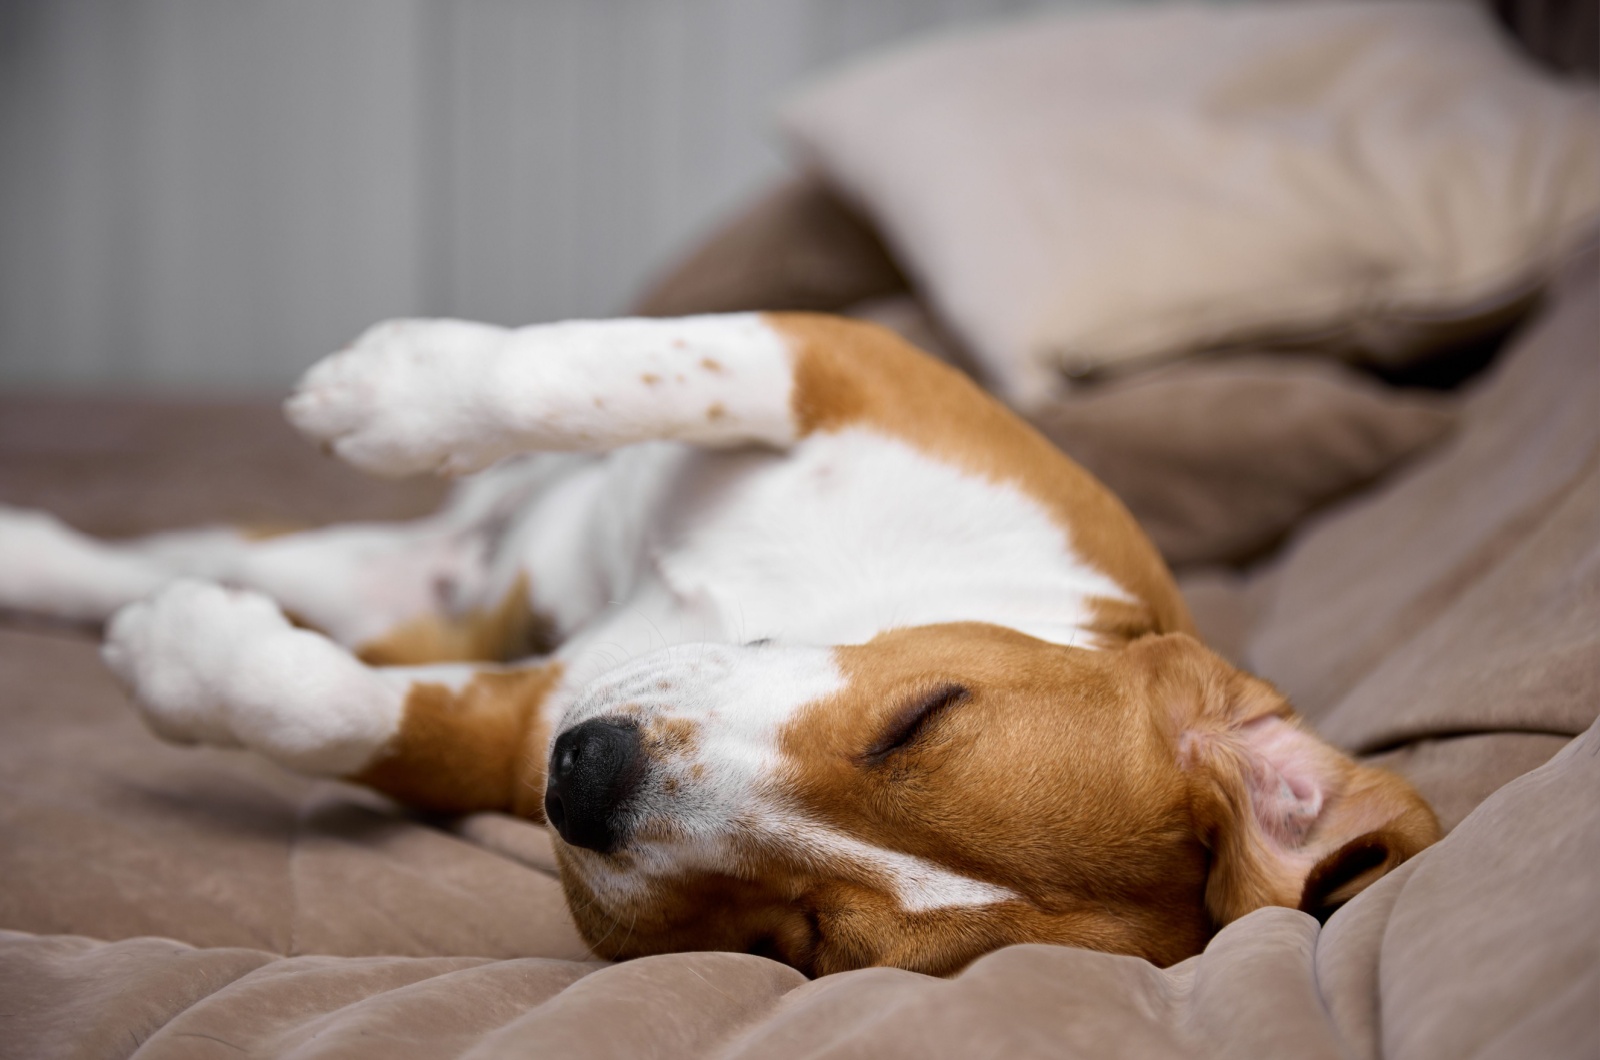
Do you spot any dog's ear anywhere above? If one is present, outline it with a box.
[1129,635,1440,926]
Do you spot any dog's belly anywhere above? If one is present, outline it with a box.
[491,429,1132,690]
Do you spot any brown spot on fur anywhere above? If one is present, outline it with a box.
[700,357,725,373]
[767,313,1192,643]
[705,402,727,423]
[593,396,606,409]
[642,373,662,386]
[356,573,555,666]
[352,663,561,818]
[643,716,700,760]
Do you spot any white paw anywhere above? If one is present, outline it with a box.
[285,318,513,477]
[102,578,404,775]
[102,579,288,748]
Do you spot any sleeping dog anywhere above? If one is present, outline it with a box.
[0,313,1438,976]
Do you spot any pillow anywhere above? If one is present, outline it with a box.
[782,1,1600,407]
[632,176,907,317]
[1031,356,1457,567]
[854,294,1458,568]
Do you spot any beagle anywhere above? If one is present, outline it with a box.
[0,313,1438,976]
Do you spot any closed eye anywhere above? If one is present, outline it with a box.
[861,683,970,764]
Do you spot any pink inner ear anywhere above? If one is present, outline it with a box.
[1239,716,1327,848]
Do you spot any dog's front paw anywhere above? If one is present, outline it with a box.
[103,578,404,775]
[285,318,513,477]
[102,578,289,749]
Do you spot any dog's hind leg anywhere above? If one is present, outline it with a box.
[104,578,564,815]
[0,503,492,647]
[0,454,580,660]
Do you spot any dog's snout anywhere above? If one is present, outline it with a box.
[544,719,644,853]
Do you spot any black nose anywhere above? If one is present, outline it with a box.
[544,719,644,853]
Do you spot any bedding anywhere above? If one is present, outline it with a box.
[1026,354,1456,566]
[0,238,1594,1059]
[634,177,907,319]
[781,0,1600,404]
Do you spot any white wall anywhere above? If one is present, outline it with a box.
[0,0,1069,393]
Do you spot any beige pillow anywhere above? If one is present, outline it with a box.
[854,294,1457,568]
[782,1,1600,407]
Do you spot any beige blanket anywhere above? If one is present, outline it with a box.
[1,248,1595,1059]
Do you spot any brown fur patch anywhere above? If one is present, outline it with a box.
[700,357,725,373]
[355,574,556,666]
[777,623,1212,971]
[705,402,727,423]
[643,715,700,760]
[351,663,561,817]
[767,313,1192,643]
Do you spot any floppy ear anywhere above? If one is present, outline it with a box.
[1136,635,1441,926]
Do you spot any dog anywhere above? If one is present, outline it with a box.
[0,312,1439,976]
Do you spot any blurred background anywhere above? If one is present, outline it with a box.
[0,0,1091,394]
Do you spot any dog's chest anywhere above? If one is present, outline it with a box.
[502,429,1131,654]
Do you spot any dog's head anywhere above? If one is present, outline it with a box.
[544,624,1437,976]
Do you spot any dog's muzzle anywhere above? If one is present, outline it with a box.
[544,718,644,853]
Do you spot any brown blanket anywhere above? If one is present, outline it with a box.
[1,247,1595,1058]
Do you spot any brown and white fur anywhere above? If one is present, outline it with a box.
[0,313,1438,976]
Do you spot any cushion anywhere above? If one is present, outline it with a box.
[632,176,908,318]
[1030,355,1460,567]
[1242,233,1600,736]
[853,294,1458,568]
[782,1,1600,406]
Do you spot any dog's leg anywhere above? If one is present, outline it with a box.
[285,315,802,476]
[0,455,578,659]
[0,505,488,643]
[103,578,561,815]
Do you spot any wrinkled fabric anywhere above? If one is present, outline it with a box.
[2,228,1596,1060]
[2,721,1594,1060]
